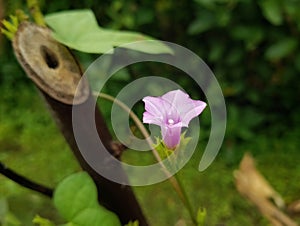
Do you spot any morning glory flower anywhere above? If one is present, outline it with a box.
[142,89,207,149]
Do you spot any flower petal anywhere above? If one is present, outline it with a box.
[143,111,161,125]
[161,124,182,149]
[143,96,163,115]
[142,96,165,124]
[162,89,206,126]
[142,89,207,149]
[181,100,207,126]
[161,89,189,108]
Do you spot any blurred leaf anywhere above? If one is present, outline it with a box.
[265,38,298,61]
[216,9,231,27]
[194,0,227,9]
[54,172,121,226]
[226,105,265,140]
[136,9,154,26]
[259,0,283,25]
[2,213,21,226]
[225,47,243,65]
[188,14,215,35]
[231,26,264,50]
[44,10,172,54]
[208,41,225,62]
[125,220,139,226]
[0,198,21,226]
[295,53,300,72]
[60,223,79,226]
[284,1,300,29]
[194,0,215,8]
[0,198,8,221]
[32,215,55,226]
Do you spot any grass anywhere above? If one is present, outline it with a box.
[0,83,299,225]
[128,131,300,226]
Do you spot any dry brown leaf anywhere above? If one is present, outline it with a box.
[288,200,300,216]
[234,153,298,226]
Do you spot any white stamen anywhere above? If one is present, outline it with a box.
[168,119,175,125]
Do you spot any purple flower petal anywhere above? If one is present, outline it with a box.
[142,111,161,125]
[142,89,206,149]
[162,89,207,126]
[180,99,207,126]
[161,124,182,149]
[142,96,165,125]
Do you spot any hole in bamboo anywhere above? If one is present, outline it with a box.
[40,45,59,69]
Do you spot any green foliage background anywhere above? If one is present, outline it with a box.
[2,0,300,137]
[0,0,299,225]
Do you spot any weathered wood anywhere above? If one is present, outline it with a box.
[234,153,298,226]
[288,200,300,216]
[13,22,89,105]
[13,22,148,226]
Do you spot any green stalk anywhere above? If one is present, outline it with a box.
[96,92,197,225]
[174,173,197,225]
[27,0,45,26]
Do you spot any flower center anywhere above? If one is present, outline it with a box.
[167,118,175,125]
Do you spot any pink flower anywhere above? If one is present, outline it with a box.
[142,89,207,149]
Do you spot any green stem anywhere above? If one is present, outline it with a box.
[27,0,45,26]
[174,173,197,225]
[96,93,171,176]
[96,92,197,225]
[97,93,158,158]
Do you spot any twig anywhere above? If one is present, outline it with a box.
[0,161,53,197]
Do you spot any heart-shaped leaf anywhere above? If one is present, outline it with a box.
[45,10,172,54]
[54,172,121,226]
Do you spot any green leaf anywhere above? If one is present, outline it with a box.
[125,220,139,226]
[188,16,215,35]
[153,137,173,159]
[265,38,298,61]
[259,0,283,25]
[4,213,21,226]
[179,132,191,149]
[231,26,264,50]
[53,172,99,220]
[295,53,300,72]
[72,208,121,226]
[208,41,225,62]
[32,215,55,226]
[0,198,8,221]
[60,223,79,226]
[53,172,121,226]
[194,0,218,9]
[44,10,172,54]
[0,199,21,226]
